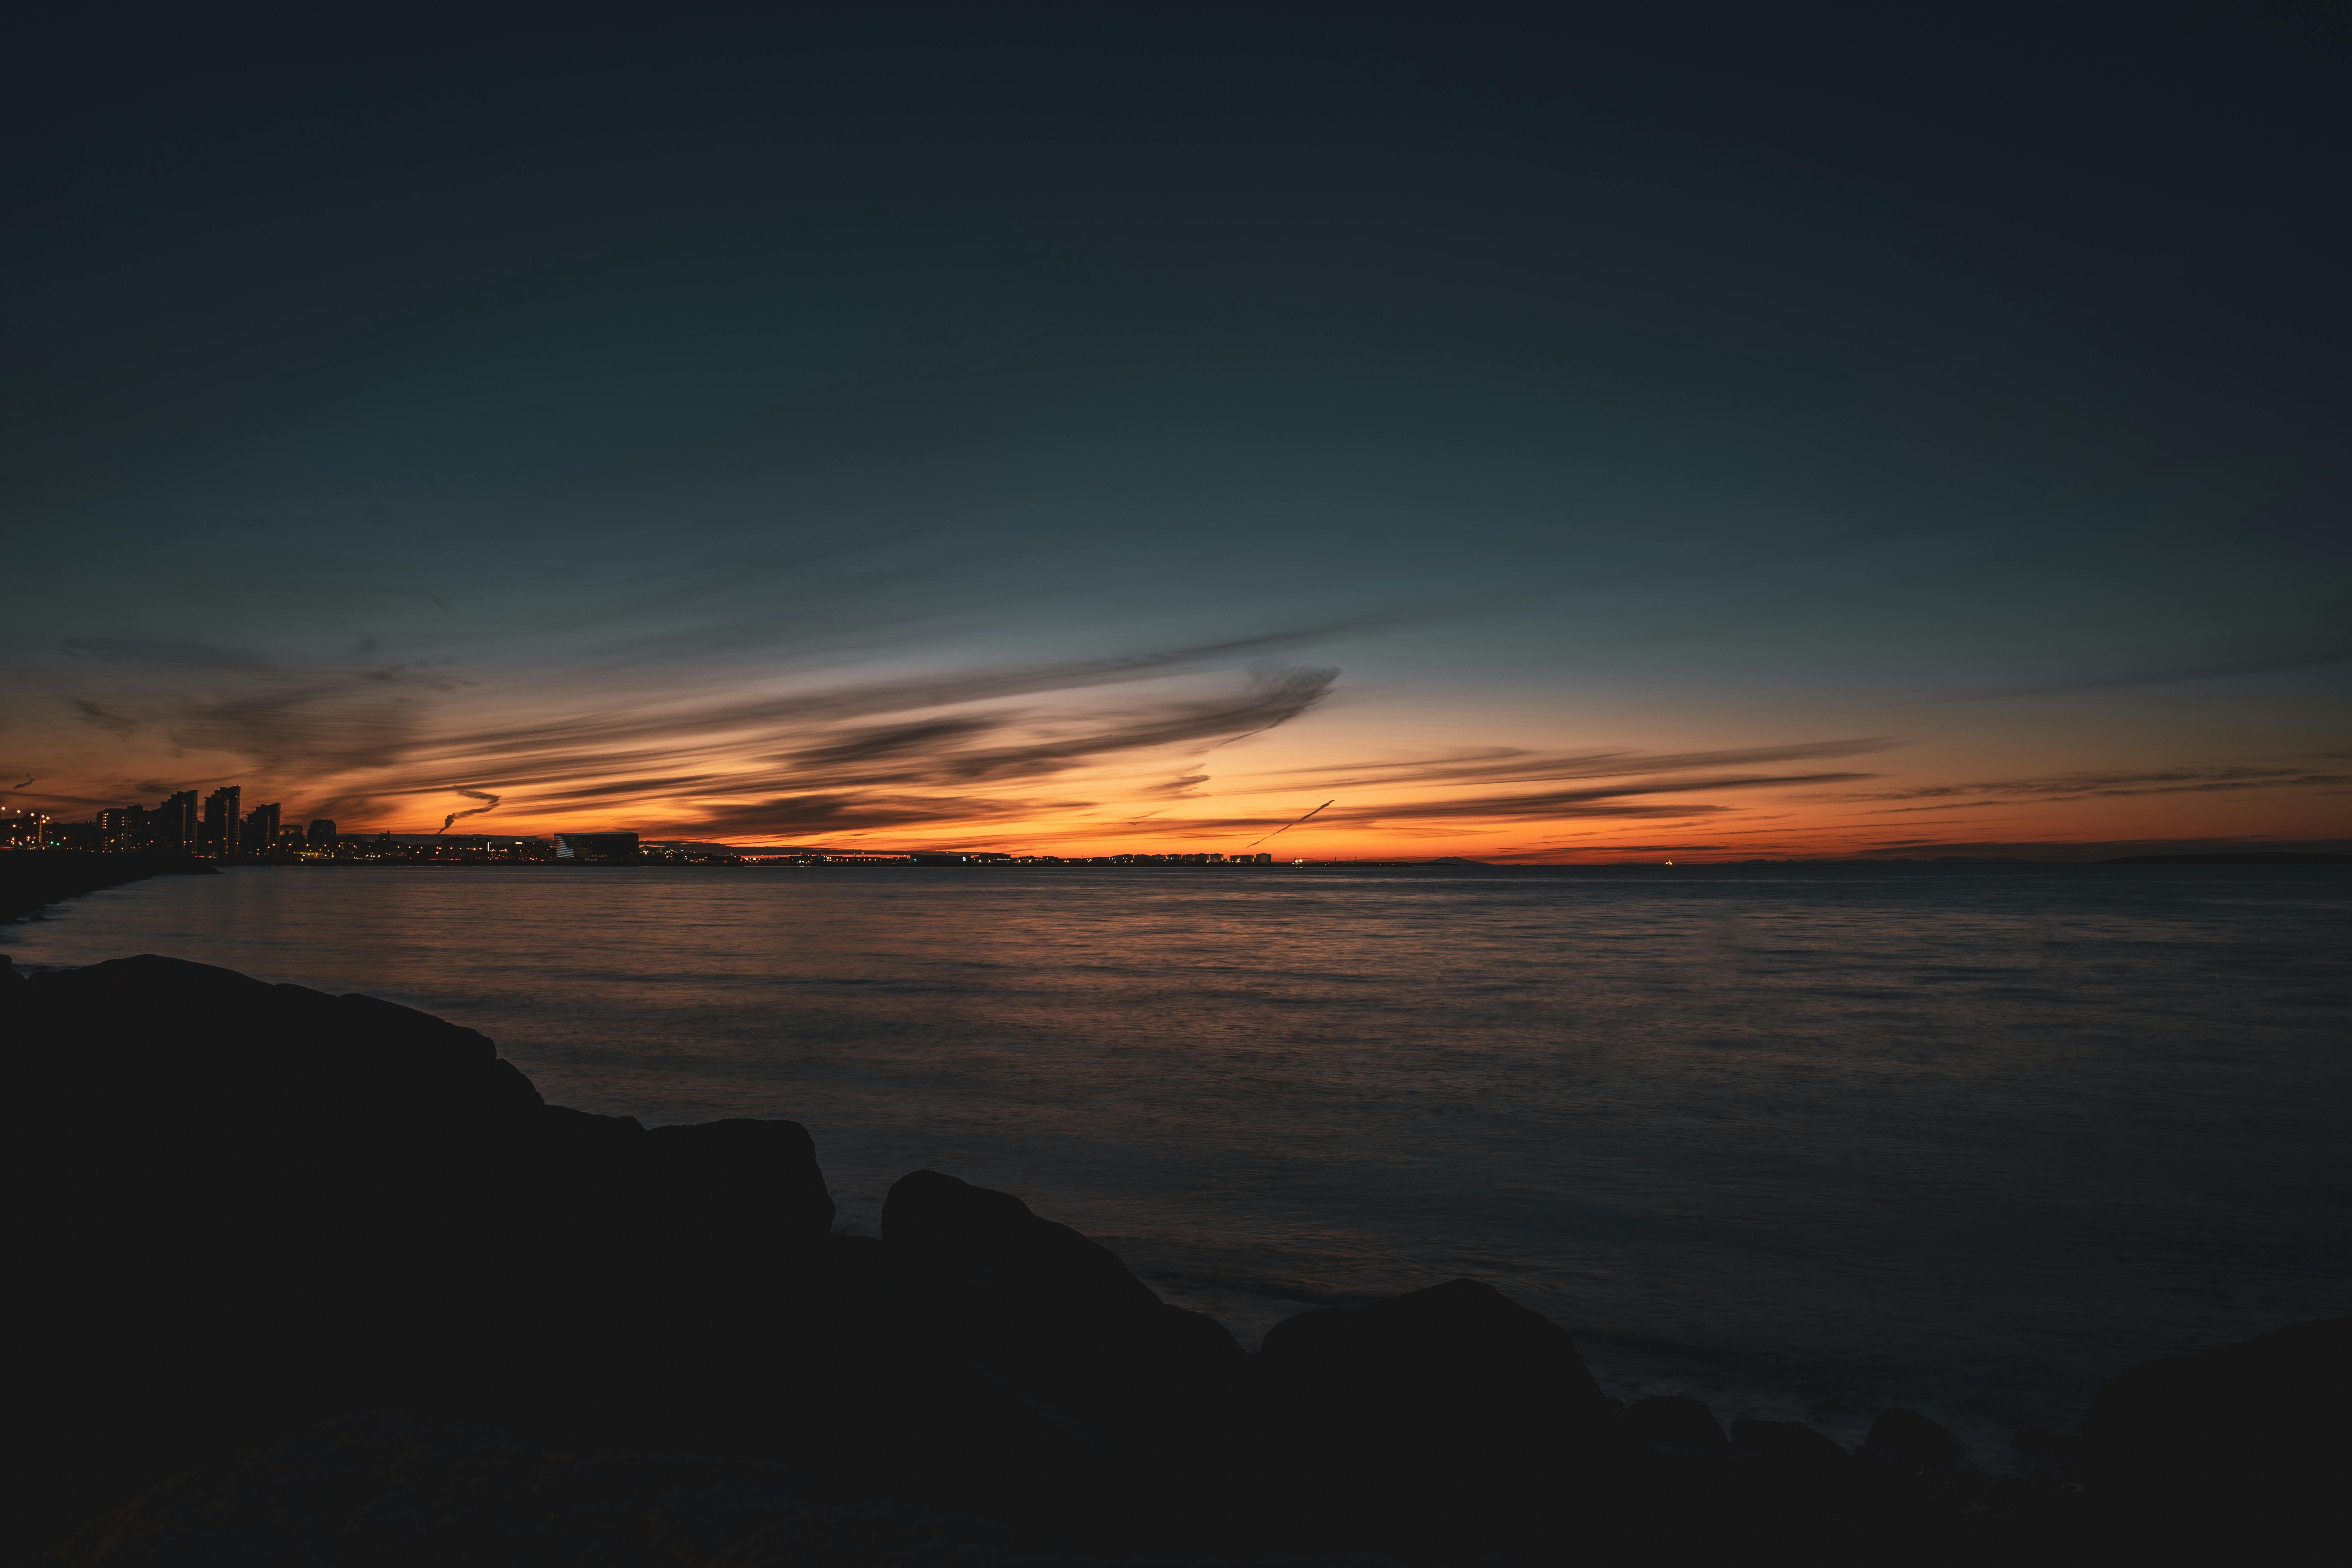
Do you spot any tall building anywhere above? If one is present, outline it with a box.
[306,819,337,844]
[201,786,242,858]
[243,802,281,855]
[157,790,198,850]
[96,805,146,850]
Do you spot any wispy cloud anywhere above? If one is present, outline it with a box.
[680,791,1094,839]
[66,698,139,734]
[168,682,441,777]
[72,600,2310,854]
[310,659,1344,834]
[61,638,276,672]
[1856,835,2352,859]
[1957,636,2352,700]
[1321,771,1882,825]
[56,639,466,783]
[41,618,1363,831]
[1247,738,1903,790]
[1828,763,2352,805]
[406,632,1355,771]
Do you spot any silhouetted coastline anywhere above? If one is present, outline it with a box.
[2096,851,2352,866]
[0,849,217,925]
[14,844,2346,894]
[11,954,2343,1565]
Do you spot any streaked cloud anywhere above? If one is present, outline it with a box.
[1252,738,1903,790]
[291,658,1342,832]
[1830,764,2352,806]
[1958,636,2352,700]
[66,698,139,735]
[1323,772,1881,826]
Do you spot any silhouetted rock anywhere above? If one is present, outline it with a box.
[2084,1316,2351,1549]
[1261,1278,1609,1429]
[884,1169,1162,1320]
[2009,1427,2081,1485]
[1619,1394,1729,1452]
[48,1410,1402,1568]
[1730,1417,1848,1470]
[1,954,2140,1564]
[646,1117,837,1237]
[1255,1278,1613,1546]
[14,952,544,1133]
[51,1412,819,1568]
[880,1168,1244,1479]
[536,1100,651,1148]
[1860,1407,1965,1469]
[8,957,850,1551]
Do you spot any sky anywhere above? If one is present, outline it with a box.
[4,2,2346,860]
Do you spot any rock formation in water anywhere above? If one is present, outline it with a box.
[7,953,2342,1565]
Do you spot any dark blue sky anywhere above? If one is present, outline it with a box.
[5,3,2345,855]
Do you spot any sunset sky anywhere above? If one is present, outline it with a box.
[6,4,2346,860]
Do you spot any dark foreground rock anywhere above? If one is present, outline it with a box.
[51,1410,1390,1568]
[1858,1407,1967,1470]
[2084,1314,2352,1554]
[882,1168,1247,1472]
[1257,1277,1612,1541]
[9,954,2334,1564]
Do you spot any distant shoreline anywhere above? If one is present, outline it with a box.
[139,852,2352,871]
[9,848,2345,929]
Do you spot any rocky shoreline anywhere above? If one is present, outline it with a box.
[10,954,2342,1565]
[0,850,217,925]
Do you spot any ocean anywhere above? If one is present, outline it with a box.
[10,863,2346,1459]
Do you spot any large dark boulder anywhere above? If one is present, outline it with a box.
[1255,1279,1612,1542]
[50,1412,819,1568]
[1859,1407,1965,1469]
[880,1169,1244,1464]
[11,953,543,1130]
[1619,1394,1730,1452]
[2084,1316,2352,1547]
[1729,1416,1848,1471]
[1260,1278,1609,1431]
[6,956,848,1552]
[883,1168,1160,1321]
[644,1118,837,1238]
[48,1409,1401,1568]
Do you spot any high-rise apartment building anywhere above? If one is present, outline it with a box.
[306,819,337,843]
[157,790,198,850]
[201,786,242,858]
[94,790,209,851]
[243,802,281,854]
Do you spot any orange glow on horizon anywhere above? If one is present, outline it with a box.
[20,658,2346,863]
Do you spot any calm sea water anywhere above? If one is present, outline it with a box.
[10,864,2347,1456]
